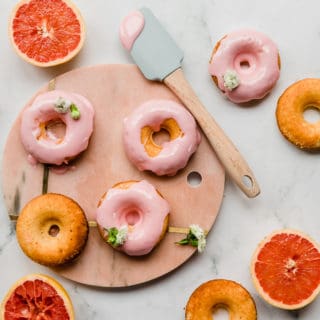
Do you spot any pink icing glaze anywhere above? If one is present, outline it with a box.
[96,180,170,256]
[119,10,145,51]
[123,100,201,176]
[20,90,94,165]
[208,29,280,103]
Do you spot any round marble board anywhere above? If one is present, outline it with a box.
[2,64,225,287]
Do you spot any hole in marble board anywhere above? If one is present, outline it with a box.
[242,175,253,190]
[187,171,202,187]
[153,128,170,146]
[212,307,229,320]
[303,106,320,123]
[49,224,60,237]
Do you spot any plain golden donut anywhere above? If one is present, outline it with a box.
[185,279,257,320]
[16,193,89,266]
[276,78,320,149]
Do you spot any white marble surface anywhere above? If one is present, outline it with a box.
[1,0,320,319]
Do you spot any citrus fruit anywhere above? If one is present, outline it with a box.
[251,229,320,310]
[1,274,75,319]
[9,0,85,67]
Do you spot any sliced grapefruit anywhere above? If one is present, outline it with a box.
[9,0,85,67]
[251,229,320,310]
[1,274,74,319]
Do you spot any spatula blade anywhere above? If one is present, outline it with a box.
[130,7,184,81]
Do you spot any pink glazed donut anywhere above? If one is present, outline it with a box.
[96,180,170,256]
[209,29,280,103]
[20,90,94,165]
[122,100,201,176]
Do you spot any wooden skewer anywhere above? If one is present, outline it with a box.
[41,78,56,195]
[9,214,18,221]
[168,226,190,234]
[48,78,56,91]
[88,221,98,227]
[88,221,207,235]
[42,165,49,194]
[11,216,206,237]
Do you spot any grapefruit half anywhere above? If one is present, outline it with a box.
[9,0,86,67]
[1,274,74,319]
[251,229,320,310]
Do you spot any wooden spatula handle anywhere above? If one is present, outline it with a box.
[164,68,260,198]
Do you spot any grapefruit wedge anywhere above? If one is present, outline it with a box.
[1,274,74,319]
[9,0,85,67]
[251,229,320,310]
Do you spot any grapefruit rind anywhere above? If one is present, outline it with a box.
[0,273,75,319]
[8,0,86,67]
[250,229,320,310]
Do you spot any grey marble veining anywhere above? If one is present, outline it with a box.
[1,0,320,319]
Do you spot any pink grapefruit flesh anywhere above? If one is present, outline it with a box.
[251,229,320,310]
[9,0,85,67]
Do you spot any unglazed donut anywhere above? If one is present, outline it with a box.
[16,193,89,266]
[96,180,170,256]
[276,78,320,149]
[209,29,280,103]
[20,89,94,165]
[185,279,257,320]
[123,99,201,176]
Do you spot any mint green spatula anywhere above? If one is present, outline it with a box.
[121,7,260,198]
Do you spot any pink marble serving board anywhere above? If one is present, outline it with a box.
[2,64,225,287]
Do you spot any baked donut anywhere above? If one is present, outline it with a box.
[20,89,94,165]
[96,180,170,256]
[185,279,257,320]
[209,29,280,103]
[123,99,201,176]
[276,78,320,149]
[16,193,89,266]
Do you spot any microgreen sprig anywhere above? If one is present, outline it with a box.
[223,69,240,91]
[105,226,128,247]
[54,97,81,120]
[176,224,206,253]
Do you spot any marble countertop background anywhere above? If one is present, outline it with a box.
[1,0,320,319]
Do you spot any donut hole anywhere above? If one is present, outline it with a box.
[123,208,142,226]
[212,305,229,319]
[41,119,66,143]
[141,119,183,157]
[48,224,60,237]
[234,53,256,73]
[303,106,320,123]
[187,171,202,187]
[153,128,171,146]
[240,60,250,69]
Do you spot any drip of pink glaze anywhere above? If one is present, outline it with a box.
[119,10,145,51]
[27,154,38,166]
[96,180,170,256]
[20,90,94,165]
[123,100,201,176]
[208,29,280,103]
[50,164,76,175]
